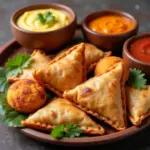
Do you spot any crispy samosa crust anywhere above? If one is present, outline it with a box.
[22,98,105,135]
[126,86,150,125]
[64,63,127,130]
[33,43,86,97]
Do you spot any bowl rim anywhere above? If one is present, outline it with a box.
[10,3,77,34]
[82,9,138,37]
[123,32,150,66]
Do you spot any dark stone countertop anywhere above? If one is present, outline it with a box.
[1,0,150,150]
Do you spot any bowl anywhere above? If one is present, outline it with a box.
[82,9,138,54]
[123,33,150,79]
[11,3,77,52]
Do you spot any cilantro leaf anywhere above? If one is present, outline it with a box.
[36,13,46,24]
[36,11,55,25]
[45,12,55,23]
[66,123,83,138]
[45,12,52,18]
[129,68,147,90]
[0,93,27,127]
[51,125,65,139]
[5,54,31,77]
[50,123,83,139]
[0,67,10,92]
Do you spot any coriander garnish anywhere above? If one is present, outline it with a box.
[50,123,83,139]
[36,11,55,24]
[0,54,31,92]
[128,68,147,90]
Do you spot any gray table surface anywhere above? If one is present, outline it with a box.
[1,0,150,149]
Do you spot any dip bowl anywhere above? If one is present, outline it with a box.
[123,33,150,79]
[11,3,77,52]
[82,10,138,54]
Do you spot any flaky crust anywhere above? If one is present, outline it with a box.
[22,98,105,135]
[33,43,86,97]
[64,63,127,131]
[126,86,150,125]
[56,43,111,73]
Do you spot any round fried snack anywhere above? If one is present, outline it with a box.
[94,56,129,82]
[7,79,46,113]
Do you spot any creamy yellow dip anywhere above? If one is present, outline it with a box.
[16,9,70,32]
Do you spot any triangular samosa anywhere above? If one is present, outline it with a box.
[33,43,86,97]
[56,43,111,73]
[126,86,150,125]
[22,98,105,135]
[64,63,127,130]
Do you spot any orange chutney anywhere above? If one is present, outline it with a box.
[130,37,150,63]
[88,15,135,34]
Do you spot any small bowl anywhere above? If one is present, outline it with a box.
[11,3,77,52]
[82,9,138,54]
[123,33,150,79]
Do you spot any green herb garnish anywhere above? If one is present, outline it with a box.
[6,54,31,77]
[0,54,31,92]
[50,123,83,139]
[129,68,147,89]
[51,125,65,139]
[0,54,32,127]
[36,11,55,24]
[36,13,46,24]
[0,67,10,92]
[0,93,27,127]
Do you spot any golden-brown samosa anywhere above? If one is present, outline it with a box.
[57,43,111,73]
[33,43,86,97]
[22,98,105,135]
[64,63,127,130]
[126,86,150,125]
[8,50,51,82]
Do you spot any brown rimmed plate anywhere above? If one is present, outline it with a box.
[0,30,150,146]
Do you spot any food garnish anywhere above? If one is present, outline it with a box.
[0,54,31,92]
[6,54,31,77]
[0,67,10,92]
[50,123,83,139]
[0,93,27,127]
[129,68,147,90]
[36,11,55,25]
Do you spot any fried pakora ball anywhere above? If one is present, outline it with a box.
[7,79,46,113]
[94,56,129,82]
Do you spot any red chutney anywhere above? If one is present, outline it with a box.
[130,37,150,63]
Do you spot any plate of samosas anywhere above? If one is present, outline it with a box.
[1,3,150,146]
[0,41,150,146]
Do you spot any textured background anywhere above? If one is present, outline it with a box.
[1,0,150,150]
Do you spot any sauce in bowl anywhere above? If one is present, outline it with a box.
[16,8,70,32]
[88,15,135,35]
[130,37,150,63]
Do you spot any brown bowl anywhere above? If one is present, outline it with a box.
[11,3,77,52]
[123,33,150,79]
[82,9,138,54]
